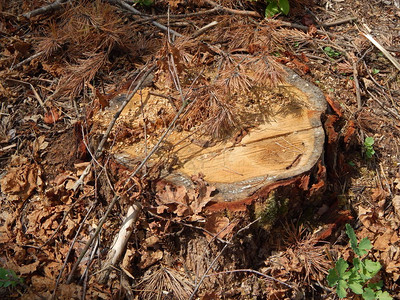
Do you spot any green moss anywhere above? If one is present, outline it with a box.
[255,191,289,230]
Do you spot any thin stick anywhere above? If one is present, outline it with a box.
[106,0,182,37]
[206,269,293,288]
[352,59,362,110]
[0,143,17,152]
[366,89,400,120]
[268,20,336,38]
[125,87,190,192]
[96,65,156,158]
[98,202,142,283]
[11,50,44,70]
[147,210,231,244]
[192,21,218,38]
[30,83,48,112]
[130,8,220,23]
[204,0,260,18]
[4,78,47,112]
[22,0,69,19]
[362,32,400,72]
[319,17,357,28]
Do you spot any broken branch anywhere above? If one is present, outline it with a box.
[204,0,261,18]
[98,202,142,284]
[106,0,182,37]
[22,0,69,19]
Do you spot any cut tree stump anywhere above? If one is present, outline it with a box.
[93,67,326,201]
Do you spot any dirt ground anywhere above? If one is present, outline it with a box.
[1,0,400,299]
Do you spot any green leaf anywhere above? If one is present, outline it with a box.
[376,291,393,300]
[265,1,280,17]
[372,68,380,75]
[364,259,381,276]
[358,238,372,256]
[337,279,348,298]
[327,268,340,286]
[366,148,375,159]
[336,258,349,276]
[278,0,290,15]
[363,288,376,300]
[345,224,360,254]
[368,280,383,290]
[365,137,375,147]
[0,268,22,288]
[348,281,363,294]
[353,258,361,270]
[348,267,362,282]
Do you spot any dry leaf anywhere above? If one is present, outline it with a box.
[138,250,163,269]
[0,156,40,201]
[204,213,235,242]
[374,229,395,251]
[168,0,182,8]
[32,135,49,156]
[43,107,61,124]
[392,195,400,218]
[18,261,40,275]
[358,206,380,232]
[190,185,215,215]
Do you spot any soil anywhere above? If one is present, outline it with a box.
[1,0,400,299]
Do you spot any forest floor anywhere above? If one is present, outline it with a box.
[1,0,400,299]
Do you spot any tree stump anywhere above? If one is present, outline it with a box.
[94,67,326,202]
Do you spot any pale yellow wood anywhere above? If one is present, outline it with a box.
[94,68,326,200]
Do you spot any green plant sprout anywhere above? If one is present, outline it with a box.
[265,0,290,17]
[323,46,341,58]
[364,137,375,159]
[248,0,290,17]
[0,267,23,288]
[327,224,392,300]
[372,68,380,75]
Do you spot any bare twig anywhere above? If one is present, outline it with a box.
[320,17,357,28]
[130,7,220,24]
[352,59,362,109]
[4,78,47,112]
[192,21,218,38]
[147,210,232,244]
[0,143,17,152]
[30,83,48,112]
[10,50,44,70]
[106,0,182,37]
[22,0,69,19]
[362,32,400,72]
[366,89,400,120]
[267,19,336,38]
[206,269,293,288]
[98,202,142,283]
[204,0,261,18]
